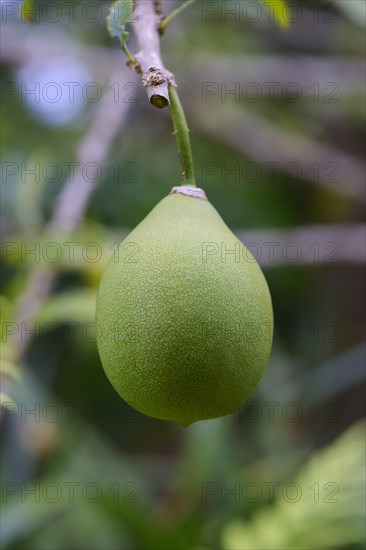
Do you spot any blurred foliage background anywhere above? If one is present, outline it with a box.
[1,0,365,549]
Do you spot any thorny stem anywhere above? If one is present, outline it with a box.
[168,86,196,187]
[159,0,196,34]
[130,0,196,186]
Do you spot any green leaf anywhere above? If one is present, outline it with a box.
[332,0,366,29]
[16,151,47,234]
[0,359,21,382]
[258,0,290,29]
[20,0,36,22]
[106,0,135,44]
[0,359,22,411]
[35,289,97,325]
[0,296,17,360]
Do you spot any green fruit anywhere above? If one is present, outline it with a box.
[96,187,273,425]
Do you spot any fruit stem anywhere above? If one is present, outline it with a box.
[168,85,196,188]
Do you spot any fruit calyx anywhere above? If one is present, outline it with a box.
[170,186,207,200]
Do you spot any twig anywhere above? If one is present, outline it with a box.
[129,0,195,186]
[159,0,196,34]
[48,73,134,233]
[131,0,176,108]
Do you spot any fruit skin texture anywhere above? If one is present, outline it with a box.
[96,191,273,426]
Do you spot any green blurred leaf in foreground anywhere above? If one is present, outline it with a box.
[258,0,290,29]
[222,420,366,549]
[20,0,36,22]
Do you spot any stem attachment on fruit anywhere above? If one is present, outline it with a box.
[168,85,196,188]
[170,186,206,200]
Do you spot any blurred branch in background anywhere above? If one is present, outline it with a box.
[191,54,365,97]
[304,342,366,404]
[235,223,366,266]
[47,70,135,233]
[3,24,364,96]
[188,101,365,203]
[7,68,135,360]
